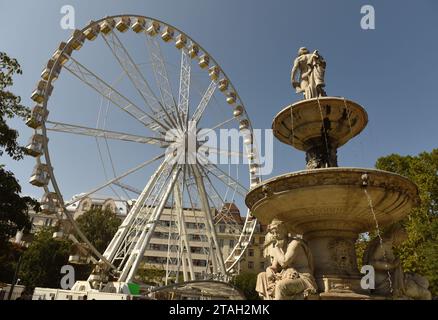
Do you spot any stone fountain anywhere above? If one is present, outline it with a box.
[245,48,424,299]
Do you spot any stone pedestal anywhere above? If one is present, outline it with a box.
[306,231,368,295]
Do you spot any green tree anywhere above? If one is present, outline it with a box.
[0,166,37,244]
[0,52,37,282]
[18,228,71,289]
[75,208,121,253]
[0,52,30,160]
[0,242,26,284]
[0,52,35,244]
[373,150,438,297]
[17,209,121,288]
[231,272,260,300]
[135,264,166,286]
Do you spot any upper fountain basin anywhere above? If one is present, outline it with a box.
[273,97,368,151]
[245,168,419,236]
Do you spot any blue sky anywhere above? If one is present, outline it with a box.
[1,0,437,209]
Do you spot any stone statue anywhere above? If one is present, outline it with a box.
[291,47,327,100]
[256,219,318,300]
[362,224,432,300]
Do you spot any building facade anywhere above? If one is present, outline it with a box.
[26,196,267,279]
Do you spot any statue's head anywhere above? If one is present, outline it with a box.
[268,218,288,241]
[383,223,408,245]
[298,47,309,56]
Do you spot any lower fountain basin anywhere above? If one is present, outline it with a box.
[245,167,419,236]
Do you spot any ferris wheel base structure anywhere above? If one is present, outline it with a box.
[33,282,134,300]
[32,280,245,300]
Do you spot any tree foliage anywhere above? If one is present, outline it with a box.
[135,265,166,286]
[75,208,121,253]
[0,166,38,244]
[0,52,37,285]
[18,228,71,289]
[0,52,36,248]
[374,150,438,297]
[0,241,26,284]
[12,209,120,288]
[0,52,30,160]
[231,272,260,300]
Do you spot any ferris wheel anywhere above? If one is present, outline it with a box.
[25,15,261,289]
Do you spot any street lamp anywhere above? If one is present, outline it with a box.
[7,254,23,300]
[7,229,25,300]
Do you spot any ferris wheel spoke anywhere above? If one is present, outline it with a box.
[198,116,236,139]
[198,163,237,203]
[101,31,180,130]
[122,165,182,282]
[106,160,173,267]
[45,120,167,146]
[112,181,142,195]
[191,80,218,124]
[145,37,180,124]
[177,48,191,125]
[196,164,230,207]
[183,176,211,270]
[190,164,227,275]
[65,153,165,207]
[173,178,196,281]
[200,160,248,197]
[184,168,217,275]
[64,57,171,133]
[101,31,163,114]
[196,164,242,233]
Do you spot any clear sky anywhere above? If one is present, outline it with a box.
[1,0,437,209]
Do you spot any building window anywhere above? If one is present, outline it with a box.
[219,239,224,248]
[259,236,264,244]
[248,261,254,269]
[249,249,254,257]
[229,240,234,248]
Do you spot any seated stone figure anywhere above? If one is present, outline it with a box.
[256,219,318,300]
[363,223,432,300]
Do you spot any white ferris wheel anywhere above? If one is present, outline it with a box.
[25,15,261,290]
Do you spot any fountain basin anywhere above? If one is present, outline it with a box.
[246,167,419,236]
[246,167,419,293]
[273,97,368,151]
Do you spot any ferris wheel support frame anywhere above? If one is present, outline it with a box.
[121,165,181,283]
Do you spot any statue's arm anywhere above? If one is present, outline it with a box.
[291,59,300,87]
[271,240,300,268]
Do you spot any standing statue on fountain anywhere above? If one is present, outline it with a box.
[291,47,327,100]
[256,219,318,300]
